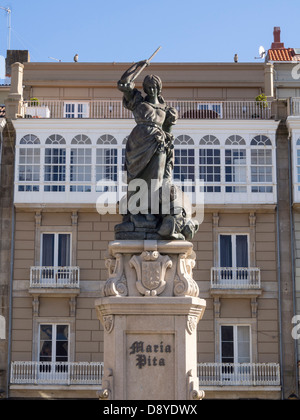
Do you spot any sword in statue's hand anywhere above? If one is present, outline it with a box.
[131,46,161,82]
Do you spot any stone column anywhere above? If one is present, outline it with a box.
[95,240,206,401]
[5,62,24,119]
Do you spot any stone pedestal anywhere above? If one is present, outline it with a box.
[95,240,206,401]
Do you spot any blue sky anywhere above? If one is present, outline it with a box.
[0,0,299,63]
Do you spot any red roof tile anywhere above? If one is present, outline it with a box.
[268,48,300,61]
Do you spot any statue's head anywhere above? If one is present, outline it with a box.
[143,74,164,103]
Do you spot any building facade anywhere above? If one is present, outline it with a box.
[0,35,299,399]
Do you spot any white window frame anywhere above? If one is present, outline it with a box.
[96,134,118,192]
[40,232,72,267]
[173,135,195,195]
[197,102,223,118]
[199,135,221,193]
[218,233,249,268]
[250,135,273,193]
[220,324,251,364]
[64,102,89,118]
[38,323,70,364]
[70,135,92,192]
[44,135,67,192]
[17,134,41,192]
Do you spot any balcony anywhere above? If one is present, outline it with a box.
[211,267,261,290]
[30,266,80,289]
[20,99,273,120]
[10,361,103,386]
[198,362,280,386]
[29,267,80,316]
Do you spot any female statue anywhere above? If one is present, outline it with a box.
[115,60,199,241]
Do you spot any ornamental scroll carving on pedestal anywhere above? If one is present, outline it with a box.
[174,251,199,297]
[129,250,172,296]
[102,253,128,297]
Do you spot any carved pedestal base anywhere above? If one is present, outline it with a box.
[95,240,206,401]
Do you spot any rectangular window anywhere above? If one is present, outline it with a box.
[221,325,250,364]
[39,323,69,381]
[70,148,92,192]
[44,148,66,192]
[174,149,195,182]
[41,233,71,266]
[199,149,221,192]
[18,148,40,192]
[219,234,249,283]
[220,234,248,268]
[251,149,273,193]
[64,102,89,118]
[96,148,118,192]
[197,103,222,118]
[225,149,247,193]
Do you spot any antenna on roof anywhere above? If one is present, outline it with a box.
[255,46,266,59]
[49,56,61,62]
[0,6,11,50]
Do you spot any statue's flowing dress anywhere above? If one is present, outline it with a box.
[122,88,175,213]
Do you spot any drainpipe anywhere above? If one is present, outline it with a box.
[5,120,15,398]
[288,134,299,393]
[6,204,14,398]
[276,131,284,400]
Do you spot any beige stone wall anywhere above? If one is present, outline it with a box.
[294,211,300,358]
[11,208,279,367]
[22,62,265,102]
[195,211,279,363]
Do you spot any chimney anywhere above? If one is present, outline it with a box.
[271,27,285,49]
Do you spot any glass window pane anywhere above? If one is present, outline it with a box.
[220,235,232,267]
[42,234,54,266]
[221,326,234,363]
[58,234,71,266]
[39,324,53,362]
[236,235,248,267]
[237,326,250,363]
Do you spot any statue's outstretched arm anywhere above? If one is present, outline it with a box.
[117,60,148,93]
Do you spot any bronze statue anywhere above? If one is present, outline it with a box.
[115,52,199,241]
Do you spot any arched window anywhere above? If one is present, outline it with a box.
[225,135,246,193]
[250,135,273,193]
[199,135,221,192]
[45,134,66,144]
[173,135,195,185]
[18,134,41,192]
[44,134,66,192]
[96,134,118,191]
[225,135,246,145]
[70,135,92,192]
[20,134,40,144]
[250,135,272,146]
[71,134,92,145]
[199,134,220,145]
[97,134,117,145]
